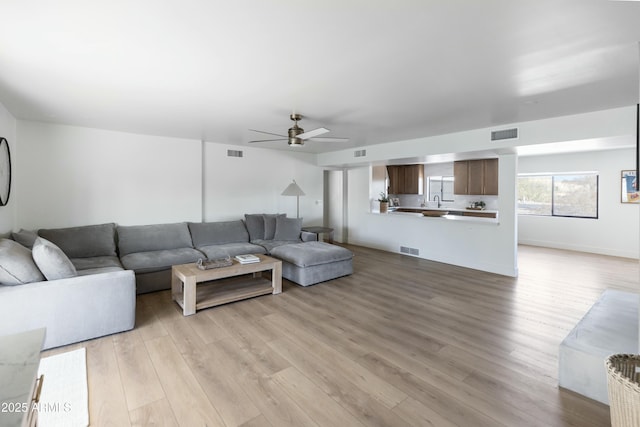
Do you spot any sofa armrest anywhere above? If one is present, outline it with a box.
[0,270,136,349]
[301,231,318,242]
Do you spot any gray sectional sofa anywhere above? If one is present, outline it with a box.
[0,223,135,350]
[0,214,353,349]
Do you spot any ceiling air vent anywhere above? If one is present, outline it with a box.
[354,149,367,158]
[227,149,243,158]
[491,128,518,141]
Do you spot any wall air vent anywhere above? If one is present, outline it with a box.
[227,149,243,158]
[400,246,419,256]
[354,149,367,158]
[491,128,519,141]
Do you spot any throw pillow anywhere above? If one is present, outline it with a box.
[32,237,78,280]
[0,238,45,285]
[244,214,266,241]
[11,229,38,249]
[263,213,285,240]
[274,217,303,241]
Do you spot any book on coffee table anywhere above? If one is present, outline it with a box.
[235,254,260,264]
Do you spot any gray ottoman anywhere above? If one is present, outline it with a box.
[270,242,353,286]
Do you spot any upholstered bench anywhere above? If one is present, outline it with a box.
[559,289,639,404]
[269,241,353,286]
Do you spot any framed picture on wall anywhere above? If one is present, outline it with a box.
[621,170,638,203]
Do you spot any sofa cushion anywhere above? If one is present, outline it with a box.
[38,223,117,258]
[120,248,204,274]
[71,256,124,272]
[77,266,126,276]
[244,213,286,241]
[188,220,250,247]
[253,239,301,254]
[270,241,353,267]
[32,237,78,280]
[198,242,267,259]
[0,239,45,285]
[274,216,303,241]
[244,214,266,241]
[11,229,38,249]
[117,223,194,256]
[264,214,286,240]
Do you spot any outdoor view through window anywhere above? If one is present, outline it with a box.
[517,173,599,218]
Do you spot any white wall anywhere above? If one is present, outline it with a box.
[202,142,323,225]
[325,170,344,243]
[518,148,639,259]
[16,121,203,228]
[0,101,16,235]
[14,122,326,230]
[371,165,387,211]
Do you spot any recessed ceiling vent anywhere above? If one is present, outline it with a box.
[491,128,519,141]
[227,149,243,158]
[354,149,367,158]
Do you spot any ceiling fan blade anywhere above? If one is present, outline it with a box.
[249,129,287,138]
[248,138,287,143]
[307,137,350,142]
[297,127,329,140]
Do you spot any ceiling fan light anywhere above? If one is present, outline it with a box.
[288,126,303,137]
[288,137,304,146]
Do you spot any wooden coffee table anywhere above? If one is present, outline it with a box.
[171,254,282,316]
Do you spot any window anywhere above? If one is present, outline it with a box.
[518,173,598,218]
[428,176,454,202]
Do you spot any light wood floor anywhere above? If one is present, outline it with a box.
[44,244,639,426]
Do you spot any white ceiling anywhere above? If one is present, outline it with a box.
[0,1,639,153]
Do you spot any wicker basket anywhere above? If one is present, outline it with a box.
[606,354,640,427]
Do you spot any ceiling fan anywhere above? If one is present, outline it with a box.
[249,113,348,146]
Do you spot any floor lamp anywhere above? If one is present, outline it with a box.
[281,180,305,218]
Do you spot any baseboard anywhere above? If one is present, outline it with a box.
[518,239,639,260]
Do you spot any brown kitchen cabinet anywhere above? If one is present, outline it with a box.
[387,165,402,194]
[453,161,470,195]
[483,158,499,195]
[387,165,424,194]
[453,159,499,195]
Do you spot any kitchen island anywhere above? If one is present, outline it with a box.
[358,205,514,276]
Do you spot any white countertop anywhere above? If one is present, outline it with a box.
[376,206,499,224]
[390,205,499,214]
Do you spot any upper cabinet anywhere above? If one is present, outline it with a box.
[453,161,469,195]
[482,159,499,195]
[387,164,424,194]
[387,166,401,194]
[453,159,499,195]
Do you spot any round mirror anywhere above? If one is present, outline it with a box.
[0,137,12,206]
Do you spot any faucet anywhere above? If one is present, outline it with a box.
[433,195,441,208]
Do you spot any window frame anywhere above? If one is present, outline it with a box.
[517,172,599,219]
[427,175,455,202]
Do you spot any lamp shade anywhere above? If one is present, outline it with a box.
[281,180,305,218]
[281,180,306,196]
